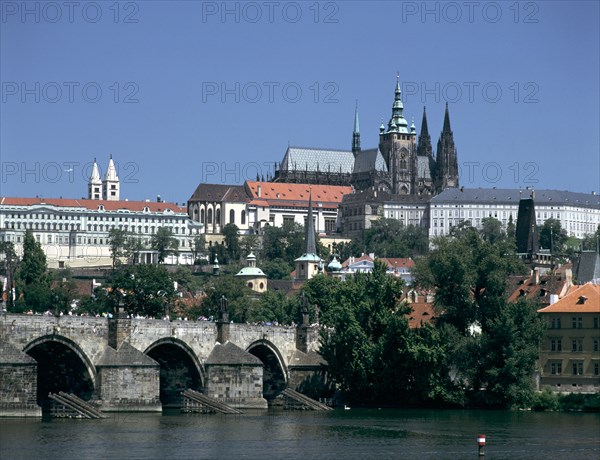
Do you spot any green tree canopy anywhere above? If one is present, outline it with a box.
[108,228,128,269]
[151,227,179,263]
[363,219,428,257]
[222,223,241,262]
[107,264,175,317]
[539,218,568,254]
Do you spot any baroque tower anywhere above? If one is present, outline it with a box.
[102,154,120,201]
[88,158,102,200]
[378,75,418,195]
[434,103,459,192]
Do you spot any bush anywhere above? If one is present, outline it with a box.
[531,388,560,411]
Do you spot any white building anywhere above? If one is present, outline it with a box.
[429,188,600,240]
[0,197,203,268]
[187,181,352,236]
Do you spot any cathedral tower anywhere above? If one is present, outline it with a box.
[434,103,459,193]
[378,75,417,195]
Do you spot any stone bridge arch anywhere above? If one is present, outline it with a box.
[144,337,205,408]
[246,339,288,400]
[24,334,97,407]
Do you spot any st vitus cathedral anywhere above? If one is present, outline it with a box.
[274,75,459,197]
[351,75,459,196]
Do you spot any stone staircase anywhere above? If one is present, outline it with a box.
[48,392,107,419]
[281,388,333,411]
[181,389,244,414]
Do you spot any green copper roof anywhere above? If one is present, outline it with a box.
[295,253,322,263]
[236,267,266,277]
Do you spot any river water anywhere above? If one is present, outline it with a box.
[1,408,598,459]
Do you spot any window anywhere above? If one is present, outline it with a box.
[551,362,562,375]
[571,339,583,352]
[551,317,561,329]
[241,210,246,225]
[572,362,583,375]
[551,339,562,351]
[229,209,235,224]
[594,339,599,352]
[207,208,213,224]
[200,209,205,224]
[572,317,583,329]
[594,317,599,329]
[595,363,599,376]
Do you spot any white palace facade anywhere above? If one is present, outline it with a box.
[0,157,202,268]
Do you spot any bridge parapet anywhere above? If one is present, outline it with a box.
[0,314,109,364]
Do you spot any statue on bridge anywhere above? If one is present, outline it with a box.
[218,295,229,323]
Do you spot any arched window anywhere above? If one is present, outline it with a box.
[207,208,213,224]
[241,210,246,225]
[247,282,253,289]
[215,208,221,225]
[200,208,205,224]
[229,209,235,224]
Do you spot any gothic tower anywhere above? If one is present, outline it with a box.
[88,158,102,200]
[102,154,120,201]
[378,75,417,195]
[352,101,361,158]
[434,103,459,193]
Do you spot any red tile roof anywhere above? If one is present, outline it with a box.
[340,255,414,270]
[245,181,351,209]
[537,283,600,313]
[1,197,186,213]
[407,302,436,328]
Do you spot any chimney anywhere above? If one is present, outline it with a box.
[257,185,262,197]
[533,268,540,285]
[565,268,572,288]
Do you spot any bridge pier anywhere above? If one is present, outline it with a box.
[0,341,42,417]
[96,342,162,412]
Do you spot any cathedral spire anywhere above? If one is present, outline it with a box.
[305,189,317,255]
[352,100,361,157]
[442,102,452,133]
[387,73,408,133]
[420,106,429,137]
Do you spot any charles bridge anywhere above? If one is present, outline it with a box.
[0,311,326,417]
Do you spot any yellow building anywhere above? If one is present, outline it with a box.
[537,283,600,393]
[235,253,267,293]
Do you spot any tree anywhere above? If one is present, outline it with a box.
[125,236,145,265]
[151,227,179,263]
[474,299,545,408]
[107,264,175,317]
[15,230,51,312]
[240,234,258,258]
[191,234,207,263]
[261,258,293,280]
[261,221,305,264]
[539,218,568,254]
[480,217,505,244]
[506,214,516,242]
[0,241,18,309]
[108,228,128,269]
[246,290,297,325]
[199,275,253,322]
[222,223,241,262]
[413,228,525,335]
[363,219,429,258]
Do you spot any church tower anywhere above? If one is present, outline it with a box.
[352,101,361,158]
[378,75,417,195]
[102,154,120,201]
[88,158,102,200]
[434,103,459,193]
[294,190,322,281]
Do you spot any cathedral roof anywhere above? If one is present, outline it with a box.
[279,146,354,174]
[353,148,387,174]
[417,156,433,180]
[432,188,600,209]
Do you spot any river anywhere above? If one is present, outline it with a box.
[1,408,598,459]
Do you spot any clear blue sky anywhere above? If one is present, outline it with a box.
[1,1,599,203]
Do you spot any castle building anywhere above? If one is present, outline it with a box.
[275,75,459,198]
